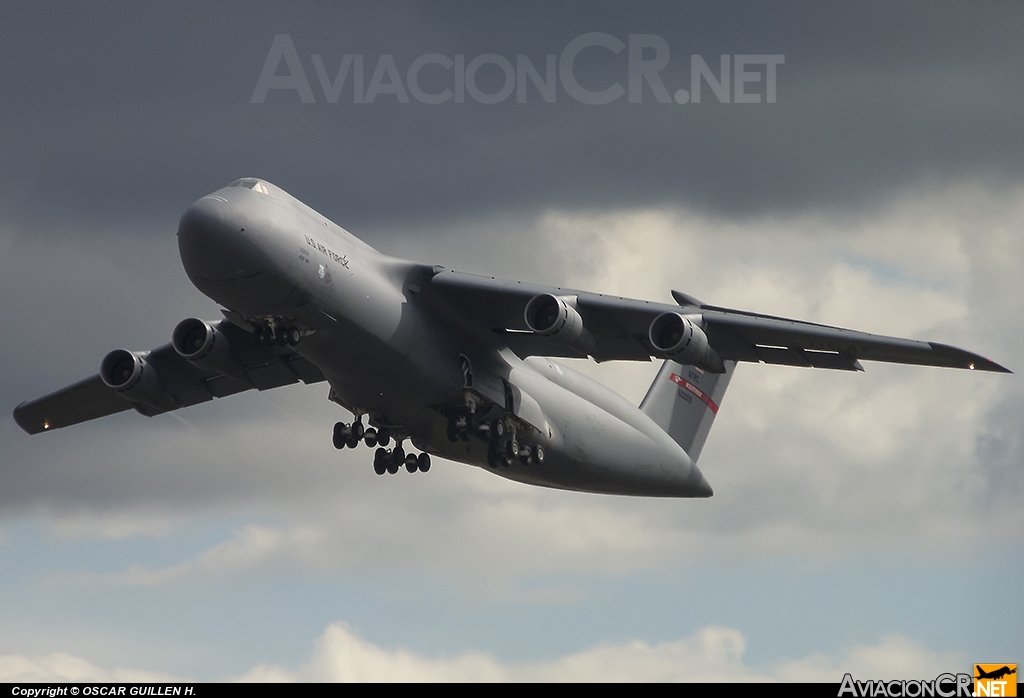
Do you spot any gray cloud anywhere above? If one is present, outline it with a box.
[2,2,1022,234]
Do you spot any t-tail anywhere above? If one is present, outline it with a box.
[639,359,736,463]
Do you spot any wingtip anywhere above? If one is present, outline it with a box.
[968,357,1012,374]
[12,402,45,435]
[928,343,1011,374]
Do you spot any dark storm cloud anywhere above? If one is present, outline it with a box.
[1,2,1021,235]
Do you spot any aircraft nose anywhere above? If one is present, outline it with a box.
[177,195,266,282]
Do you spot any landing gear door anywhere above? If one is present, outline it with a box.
[460,357,505,408]
[503,379,545,434]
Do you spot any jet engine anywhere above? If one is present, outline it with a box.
[99,349,175,409]
[524,293,597,356]
[648,312,725,373]
[172,318,243,377]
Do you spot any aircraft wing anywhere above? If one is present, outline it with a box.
[14,319,326,435]
[424,268,1010,373]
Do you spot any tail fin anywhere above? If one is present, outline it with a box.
[639,359,736,463]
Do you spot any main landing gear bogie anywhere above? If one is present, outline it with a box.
[446,411,501,444]
[446,410,545,469]
[373,447,431,475]
[253,322,301,348]
[487,436,545,468]
[334,420,427,476]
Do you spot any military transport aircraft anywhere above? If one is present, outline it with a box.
[13,179,1010,497]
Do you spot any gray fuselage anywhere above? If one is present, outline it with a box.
[176,180,712,497]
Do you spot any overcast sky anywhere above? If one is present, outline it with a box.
[1,1,1021,682]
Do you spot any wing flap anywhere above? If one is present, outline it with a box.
[246,361,303,390]
[703,310,1010,372]
[143,345,217,408]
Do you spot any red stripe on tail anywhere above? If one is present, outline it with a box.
[669,373,719,414]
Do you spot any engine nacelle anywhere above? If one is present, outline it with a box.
[100,349,174,409]
[648,312,725,373]
[524,294,597,356]
[172,318,243,377]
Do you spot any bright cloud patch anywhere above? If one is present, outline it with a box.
[3,624,957,683]
[0,652,180,683]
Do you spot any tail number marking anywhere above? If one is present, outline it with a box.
[669,373,719,414]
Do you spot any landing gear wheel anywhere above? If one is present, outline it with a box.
[532,445,545,465]
[363,427,378,448]
[254,327,269,346]
[332,422,349,450]
[286,326,300,346]
[376,427,391,448]
[373,448,388,475]
[388,446,404,475]
[276,327,288,346]
[493,420,505,439]
[351,421,364,440]
[404,454,419,473]
[417,453,431,473]
[505,438,519,459]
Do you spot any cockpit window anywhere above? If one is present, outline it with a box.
[228,178,270,194]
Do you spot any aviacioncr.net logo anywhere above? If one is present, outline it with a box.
[974,664,1017,697]
[839,673,973,698]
